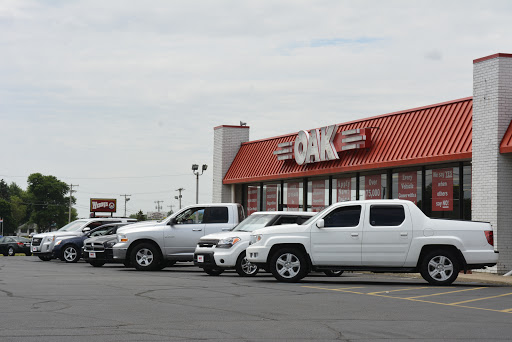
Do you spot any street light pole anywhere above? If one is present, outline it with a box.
[68,184,78,223]
[175,188,185,209]
[192,164,207,204]
[120,194,131,217]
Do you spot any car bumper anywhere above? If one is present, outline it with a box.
[113,246,128,260]
[194,242,248,269]
[83,249,114,263]
[246,245,270,264]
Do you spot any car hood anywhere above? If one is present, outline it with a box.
[33,231,82,239]
[84,235,116,244]
[250,223,304,235]
[199,231,252,240]
[117,221,161,234]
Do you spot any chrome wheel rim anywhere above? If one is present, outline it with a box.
[241,257,258,275]
[64,247,77,261]
[276,253,300,278]
[135,248,154,266]
[428,255,454,281]
[8,247,14,256]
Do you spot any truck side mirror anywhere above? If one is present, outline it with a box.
[82,227,91,233]
[316,219,325,228]
[169,217,177,225]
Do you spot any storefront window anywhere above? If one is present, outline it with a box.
[283,180,303,211]
[263,183,280,211]
[392,169,422,206]
[360,173,387,200]
[307,178,329,212]
[246,184,260,215]
[424,166,460,219]
[332,175,357,203]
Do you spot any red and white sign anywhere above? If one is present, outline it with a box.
[247,186,259,215]
[286,182,300,210]
[364,175,381,199]
[432,168,453,211]
[311,180,325,212]
[90,199,117,213]
[398,171,418,204]
[265,185,278,211]
[337,178,351,202]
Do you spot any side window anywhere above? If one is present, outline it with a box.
[323,205,361,227]
[274,216,300,225]
[175,207,205,224]
[370,205,405,226]
[238,205,246,222]
[204,207,229,224]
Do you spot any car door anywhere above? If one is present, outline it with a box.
[361,204,413,266]
[310,204,363,266]
[164,206,206,256]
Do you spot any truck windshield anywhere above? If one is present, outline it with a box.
[232,214,276,232]
[57,220,88,232]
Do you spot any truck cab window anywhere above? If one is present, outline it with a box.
[323,205,361,227]
[370,205,405,226]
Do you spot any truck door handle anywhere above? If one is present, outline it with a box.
[351,233,359,237]
[400,232,408,236]
[192,229,203,231]
[221,228,231,231]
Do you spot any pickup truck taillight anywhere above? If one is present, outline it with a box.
[484,231,494,246]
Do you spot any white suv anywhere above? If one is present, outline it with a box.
[193,211,315,276]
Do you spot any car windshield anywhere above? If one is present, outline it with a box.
[232,214,276,232]
[57,220,88,232]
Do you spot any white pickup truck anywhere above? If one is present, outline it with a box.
[246,200,498,285]
[113,203,245,271]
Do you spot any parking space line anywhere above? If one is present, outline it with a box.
[502,308,512,313]
[405,287,486,299]
[302,286,367,294]
[449,292,512,305]
[368,287,429,295]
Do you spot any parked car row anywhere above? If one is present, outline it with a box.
[26,200,500,286]
[0,236,32,256]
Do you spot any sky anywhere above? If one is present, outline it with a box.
[1,0,512,220]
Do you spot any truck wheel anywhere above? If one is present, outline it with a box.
[235,252,258,277]
[270,248,308,283]
[203,268,224,276]
[420,249,460,286]
[131,243,163,271]
[89,261,106,267]
[63,245,80,263]
[324,270,344,277]
[8,247,15,256]
[38,255,52,261]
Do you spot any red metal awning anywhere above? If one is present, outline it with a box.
[500,120,512,153]
[223,97,473,184]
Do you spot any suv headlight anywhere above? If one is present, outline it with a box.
[216,237,241,249]
[117,234,128,243]
[105,241,116,248]
[249,234,263,245]
[46,236,55,242]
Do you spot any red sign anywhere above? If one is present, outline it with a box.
[337,178,351,202]
[398,171,418,204]
[247,186,259,215]
[287,182,300,210]
[364,175,381,199]
[265,185,278,211]
[90,198,117,213]
[311,180,325,212]
[432,168,453,211]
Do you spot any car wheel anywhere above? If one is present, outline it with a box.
[7,247,15,256]
[131,243,163,271]
[420,249,460,286]
[235,252,259,277]
[89,261,106,267]
[63,245,80,263]
[25,253,32,256]
[269,248,308,283]
[203,268,224,276]
[123,259,132,267]
[324,270,344,277]
[38,255,52,261]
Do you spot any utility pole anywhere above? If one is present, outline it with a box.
[120,194,131,217]
[68,184,79,223]
[175,188,185,209]
[155,200,164,212]
[167,204,175,215]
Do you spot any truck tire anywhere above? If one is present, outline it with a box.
[324,270,344,277]
[131,243,163,271]
[269,248,308,283]
[63,245,80,263]
[420,249,460,286]
[235,252,259,277]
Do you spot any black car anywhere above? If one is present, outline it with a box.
[0,236,32,256]
[52,223,133,263]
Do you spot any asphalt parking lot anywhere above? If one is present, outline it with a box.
[1,256,511,342]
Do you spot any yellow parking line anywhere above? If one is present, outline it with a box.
[405,287,486,299]
[368,287,429,295]
[450,292,512,305]
[502,308,512,313]
[302,286,367,294]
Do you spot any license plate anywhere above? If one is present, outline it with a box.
[197,255,204,263]
[89,252,96,258]
[32,247,37,252]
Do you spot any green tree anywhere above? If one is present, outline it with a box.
[130,210,146,221]
[10,195,28,230]
[27,173,71,231]
[0,179,9,200]
[0,198,13,235]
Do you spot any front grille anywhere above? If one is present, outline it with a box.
[197,239,219,248]
[32,238,42,246]
[84,242,105,252]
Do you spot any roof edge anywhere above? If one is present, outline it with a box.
[473,53,512,64]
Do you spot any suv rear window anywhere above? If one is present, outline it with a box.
[369,205,405,226]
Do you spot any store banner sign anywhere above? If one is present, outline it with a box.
[337,178,351,202]
[432,168,453,211]
[90,198,117,213]
[265,185,278,211]
[273,125,372,165]
[287,182,300,210]
[247,186,259,215]
[364,175,381,199]
[398,171,418,204]
[311,180,325,212]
